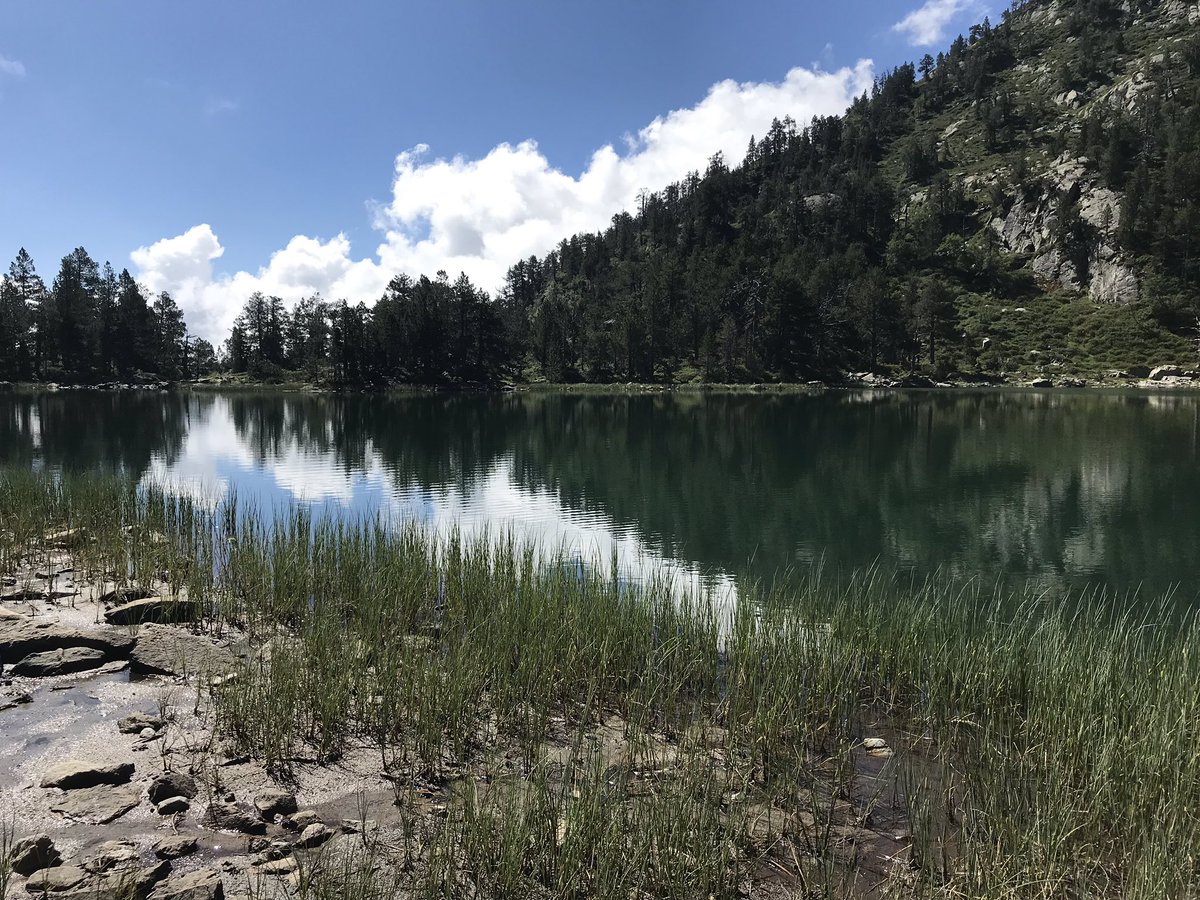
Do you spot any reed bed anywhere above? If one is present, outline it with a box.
[1,468,1198,898]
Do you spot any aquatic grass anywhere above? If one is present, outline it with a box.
[2,470,1200,898]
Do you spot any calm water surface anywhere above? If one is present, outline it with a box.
[2,388,1199,600]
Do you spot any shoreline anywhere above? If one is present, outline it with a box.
[1,470,1197,898]
[5,366,1200,396]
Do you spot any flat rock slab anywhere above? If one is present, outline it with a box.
[105,596,202,626]
[0,689,33,712]
[130,624,234,677]
[12,646,108,677]
[148,868,225,900]
[81,840,141,874]
[0,619,134,665]
[49,784,142,824]
[88,859,171,900]
[42,759,134,790]
[154,835,199,859]
[24,865,89,893]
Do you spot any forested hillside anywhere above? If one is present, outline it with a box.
[2,0,1198,386]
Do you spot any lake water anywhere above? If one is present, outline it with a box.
[2,388,1199,601]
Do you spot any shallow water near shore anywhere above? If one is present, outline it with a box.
[3,387,1200,601]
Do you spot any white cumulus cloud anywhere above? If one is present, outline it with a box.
[0,53,26,78]
[133,61,875,345]
[893,0,982,47]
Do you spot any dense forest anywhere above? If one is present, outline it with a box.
[1,0,1197,386]
[0,248,215,383]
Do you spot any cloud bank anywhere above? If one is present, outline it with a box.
[893,0,982,46]
[133,61,875,345]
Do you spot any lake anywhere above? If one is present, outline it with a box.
[2,387,1199,601]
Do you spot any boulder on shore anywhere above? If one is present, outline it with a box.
[24,865,88,893]
[202,801,266,835]
[130,624,234,677]
[147,868,225,900]
[9,834,62,876]
[0,618,133,665]
[153,835,198,860]
[118,712,166,734]
[12,646,107,677]
[148,771,198,805]
[49,784,142,824]
[41,759,134,790]
[105,596,202,626]
[254,788,298,821]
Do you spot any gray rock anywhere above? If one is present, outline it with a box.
[91,860,171,900]
[1150,365,1186,380]
[0,619,133,666]
[1089,256,1139,305]
[118,712,166,734]
[105,596,201,627]
[147,771,198,804]
[147,868,224,900]
[81,840,139,873]
[253,788,297,821]
[153,836,198,860]
[282,810,320,832]
[23,865,88,893]
[156,796,190,815]
[49,784,142,824]
[41,759,134,790]
[295,822,332,849]
[130,624,234,678]
[254,856,297,876]
[202,801,266,835]
[10,834,62,876]
[0,689,32,712]
[12,646,108,677]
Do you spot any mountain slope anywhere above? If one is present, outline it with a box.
[493,0,1200,384]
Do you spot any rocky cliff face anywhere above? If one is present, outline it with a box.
[983,0,1199,305]
[991,153,1139,305]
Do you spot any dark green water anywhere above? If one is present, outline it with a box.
[2,388,1199,599]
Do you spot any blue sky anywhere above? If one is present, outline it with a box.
[0,0,989,341]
